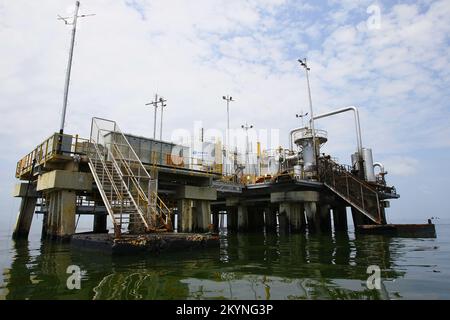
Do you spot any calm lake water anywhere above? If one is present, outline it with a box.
[1,222,449,300]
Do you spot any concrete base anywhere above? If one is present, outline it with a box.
[356,224,436,238]
[71,232,220,255]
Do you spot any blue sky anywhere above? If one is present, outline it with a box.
[0,0,449,227]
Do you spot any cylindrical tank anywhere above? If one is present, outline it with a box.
[302,140,315,172]
[362,148,375,182]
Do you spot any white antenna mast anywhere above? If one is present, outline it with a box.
[57,1,95,145]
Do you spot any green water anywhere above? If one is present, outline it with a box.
[1,224,449,300]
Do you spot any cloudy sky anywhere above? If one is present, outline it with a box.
[1,0,449,227]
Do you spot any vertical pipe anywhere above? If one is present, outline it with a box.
[304,59,317,166]
[153,94,158,139]
[160,104,164,141]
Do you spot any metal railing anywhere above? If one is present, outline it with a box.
[88,117,172,236]
[139,149,223,175]
[16,133,90,178]
[318,157,382,224]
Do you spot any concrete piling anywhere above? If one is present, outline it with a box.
[237,205,249,232]
[289,203,306,233]
[12,183,38,239]
[264,206,277,233]
[305,202,320,233]
[278,203,289,233]
[332,205,348,232]
[279,202,306,233]
[319,204,332,232]
[226,207,238,232]
[194,200,211,233]
[177,199,194,233]
[247,207,265,232]
[13,197,37,239]
[44,190,76,240]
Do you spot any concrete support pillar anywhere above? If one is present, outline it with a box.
[278,203,289,233]
[305,202,320,233]
[279,203,306,233]
[212,211,219,232]
[93,214,108,233]
[332,206,348,232]
[227,207,238,232]
[237,205,249,232]
[264,207,277,233]
[12,196,38,239]
[289,203,306,233]
[319,204,332,233]
[247,207,264,232]
[195,200,211,233]
[45,190,76,239]
[177,199,194,233]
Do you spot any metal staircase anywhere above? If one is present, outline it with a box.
[88,117,172,238]
[318,157,382,224]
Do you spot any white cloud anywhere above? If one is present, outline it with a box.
[382,156,419,176]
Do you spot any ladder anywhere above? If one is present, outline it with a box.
[88,117,172,238]
[318,158,382,224]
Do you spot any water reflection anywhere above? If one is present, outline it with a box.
[1,231,406,300]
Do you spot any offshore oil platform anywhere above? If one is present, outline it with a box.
[11,2,434,254]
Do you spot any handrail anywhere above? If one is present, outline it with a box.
[112,143,171,228]
[107,144,150,230]
[91,141,123,200]
[112,121,152,180]
[90,117,173,231]
[319,157,381,223]
[16,132,90,178]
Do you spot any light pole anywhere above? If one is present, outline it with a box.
[241,122,253,174]
[298,58,317,166]
[146,94,167,165]
[296,111,308,128]
[57,1,94,151]
[145,94,167,140]
[159,97,167,141]
[222,95,234,175]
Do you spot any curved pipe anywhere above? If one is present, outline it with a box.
[373,162,385,174]
[310,106,363,156]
